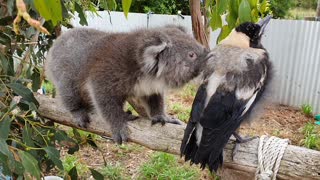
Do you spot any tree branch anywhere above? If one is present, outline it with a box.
[36,95,320,179]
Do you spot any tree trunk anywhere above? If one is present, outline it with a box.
[316,0,320,21]
[36,95,320,179]
[189,0,209,48]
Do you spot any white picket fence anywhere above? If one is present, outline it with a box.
[69,11,320,113]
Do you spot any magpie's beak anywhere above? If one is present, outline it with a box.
[258,15,272,36]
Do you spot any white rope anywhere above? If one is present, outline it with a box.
[255,135,289,180]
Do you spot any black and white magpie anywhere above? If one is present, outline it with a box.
[180,15,273,172]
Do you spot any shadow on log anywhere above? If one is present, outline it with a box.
[36,95,320,179]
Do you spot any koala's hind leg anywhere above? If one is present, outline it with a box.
[142,94,183,125]
[56,82,91,128]
[86,84,134,144]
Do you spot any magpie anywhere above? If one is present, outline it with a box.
[180,15,273,172]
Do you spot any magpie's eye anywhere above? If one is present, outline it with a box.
[188,51,197,60]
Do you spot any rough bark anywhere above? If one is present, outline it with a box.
[37,95,320,179]
[189,0,209,48]
[316,0,320,21]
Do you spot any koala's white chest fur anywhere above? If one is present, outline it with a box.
[133,77,167,97]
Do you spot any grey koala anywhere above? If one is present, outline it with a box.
[45,25,209,144]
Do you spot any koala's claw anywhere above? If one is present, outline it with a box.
[151,115,183,125]
[166,117,183,125]
[112,126,129,144]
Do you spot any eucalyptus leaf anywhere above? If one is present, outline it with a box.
[68,166,78,180]
[18,150,41,180]
[122,0,132,18]
[34,0,62,25]
[90,168,104,180]
[75,2,88,26]
[0,116,11,139]
[31,68,41,92]
[217,25,232,43]
[6,83,39,107]
[210,6,222,31]
[239,0,252,23]
[44,146,63,170]
[217,0,229,14]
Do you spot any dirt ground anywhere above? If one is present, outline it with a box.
[239,104,314,145]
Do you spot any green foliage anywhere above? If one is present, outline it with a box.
[206,0,271,43]
[302,104,313,117]
[0,0,130,178]
[293,0,318,9]
[99,163,127,180]
[118,0,190,15]
[139,152,200,179]
[34,0,63,25]
[269,0,293,18]
[300,122,320,150]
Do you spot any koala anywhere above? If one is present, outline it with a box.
[45,25,209,144]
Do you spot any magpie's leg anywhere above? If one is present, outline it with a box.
[232,132,258,160]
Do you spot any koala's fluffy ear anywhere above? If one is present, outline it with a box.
[140,31,172,76]
[164,25,187,33]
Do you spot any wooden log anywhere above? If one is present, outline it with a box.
[36,95,320,179]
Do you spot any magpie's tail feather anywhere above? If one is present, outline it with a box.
[180,123,199,163]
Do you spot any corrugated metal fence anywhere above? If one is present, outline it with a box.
[70,11,320,113]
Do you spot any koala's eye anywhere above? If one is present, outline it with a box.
[188,51,197,60]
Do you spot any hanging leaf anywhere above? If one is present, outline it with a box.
[101,0,117,10]
[6,83,39,107]
[217,0,229,14]
[31,68,41,92]
[55,130,79,154]
[0,139,12,157]
[238,0,252,23]
[210,6,222,31]
[18,151,41,179]
[217,25,232,43]
[74,2,88,26]
[44,146,63,170]
[248,0,258,8]
[122,0,132,18]
[0,152,11,176]
[34,0,62,26]
[0,116,12,139]
[230,0,240,15]
[89,168,104,180]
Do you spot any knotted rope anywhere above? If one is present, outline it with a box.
[255,135,289,180]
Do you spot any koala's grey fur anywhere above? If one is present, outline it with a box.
[45,25,209,144]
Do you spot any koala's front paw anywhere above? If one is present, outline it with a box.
[151,115,183,125]
[112,124,129,144]
[125,110,139,121]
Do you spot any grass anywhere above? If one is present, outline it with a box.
[301,104,313,117]
[42,81,56,97]
[61,154,89,177]
[300,122,320,150]
[99,163,127,180]
[138,152,201,180]
[180,84,197,100]
[169,102,191,122]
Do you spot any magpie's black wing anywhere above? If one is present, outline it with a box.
[180,83,207,161]
[193,88,249,172]
[194,58,271,172]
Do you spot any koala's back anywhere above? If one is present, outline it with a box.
[45,28,114,83]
